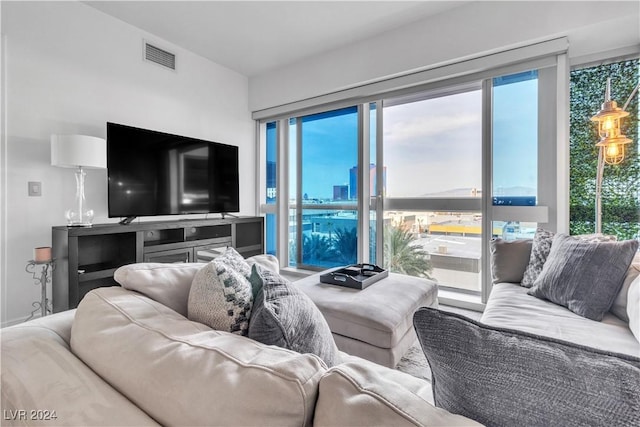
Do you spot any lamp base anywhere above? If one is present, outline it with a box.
[66,223,93,228]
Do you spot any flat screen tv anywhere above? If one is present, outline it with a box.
[107,122,239,224]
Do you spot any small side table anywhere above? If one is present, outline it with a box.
[25,259,55,321]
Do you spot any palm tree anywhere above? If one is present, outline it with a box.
[383,223,433,279]
[302,233,334,264]
[333,227,358,264]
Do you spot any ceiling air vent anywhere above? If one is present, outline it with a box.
[144,42,176,70]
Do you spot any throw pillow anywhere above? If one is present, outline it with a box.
[413,307,640,427]
[114,262,205,317]
[627,275,640,343]
[610,255,640,322]
[248,264,341,367]
[521,229,618,288]
[520,228,555,287]
[188,248,253,335]
[490,238,532,284]
[527,234,639,321]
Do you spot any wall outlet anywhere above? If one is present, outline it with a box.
[28,181,42,197]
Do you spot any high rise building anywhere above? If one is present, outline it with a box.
[333,185,349,201]
[349,164,387,199]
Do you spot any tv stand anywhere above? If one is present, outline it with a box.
[119,216,137,225]
[220,212,239,219]
[52,217,264,312]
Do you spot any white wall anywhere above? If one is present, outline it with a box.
[249,1,640,112]
[0,2,254,325]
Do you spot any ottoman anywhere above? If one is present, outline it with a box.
[296,271,438,368]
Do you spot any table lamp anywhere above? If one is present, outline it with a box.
[51,134,106,227]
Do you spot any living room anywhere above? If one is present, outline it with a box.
[1,0,637,326]
[1,1,639,426]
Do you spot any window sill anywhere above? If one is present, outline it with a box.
[438,289,485,313]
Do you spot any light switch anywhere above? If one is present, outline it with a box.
[28,181,42,197]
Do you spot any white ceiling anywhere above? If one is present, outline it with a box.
[85,1,470,77]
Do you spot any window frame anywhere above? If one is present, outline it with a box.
[256,48,567,305]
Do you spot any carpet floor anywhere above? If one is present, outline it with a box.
[395,305,481,381]
[395,341,431,381]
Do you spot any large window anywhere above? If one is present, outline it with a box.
[382,86,483,292]
[259,61,556,303]
[290,107,359,269]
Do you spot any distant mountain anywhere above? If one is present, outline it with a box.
[419,186,535,197]
[419,188,480,197]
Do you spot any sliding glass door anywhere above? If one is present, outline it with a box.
[259,66,550,303]
[381,85,483,292]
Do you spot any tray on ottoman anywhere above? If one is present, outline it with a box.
[320,264,388,290]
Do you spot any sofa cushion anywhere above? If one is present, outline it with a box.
[482,282,640,357]
[527,234,638,320]
[414,307,640,427]
[314,360,481,427]
[113,255,279,318]
[71,287,326,427]
[115,262,205,317]
[248,264,341,367]
[490,238,532,284]
[521,228,555,287]
[628,275,640,343]
[188,248,253,335]
[611,253,640,322]
[2,311,158,426]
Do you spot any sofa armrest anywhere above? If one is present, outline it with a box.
[314,360,481,426]
[413,307,640,427]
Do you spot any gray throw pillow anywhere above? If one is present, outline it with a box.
[413,307,640,427]
[521,229,618,288]
[520,228,555,287]
[248,264,341,367]
[188,248,253,335]
[527,234,639,321]
[490,238,532,284]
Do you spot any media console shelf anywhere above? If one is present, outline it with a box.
[52,217,264,312]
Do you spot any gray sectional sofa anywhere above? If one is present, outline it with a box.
[415,233,640,427]
[1,256,478,427]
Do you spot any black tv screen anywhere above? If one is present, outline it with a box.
[107,122,239,221]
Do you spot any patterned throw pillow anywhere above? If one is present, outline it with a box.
[248,264,342,367]
[521,229,618,288]
[188,248,253,335]
[520,228,555,288]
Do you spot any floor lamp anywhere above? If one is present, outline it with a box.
[590,79,639,234]
[51,135,106,227]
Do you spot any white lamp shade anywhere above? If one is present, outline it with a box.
[51,134,106,169]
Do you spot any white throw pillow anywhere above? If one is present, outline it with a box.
[610,253,640,322]
[246,253,280,273]
[627,275,640,344]
[114,262,205,317]
[188,247,253,335]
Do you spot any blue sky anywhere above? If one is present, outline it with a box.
[272,74,538,201]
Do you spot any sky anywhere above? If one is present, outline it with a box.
[272,74,538,201]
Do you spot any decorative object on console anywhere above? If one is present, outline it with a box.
[591,78,639,233]
[51,134,106,227]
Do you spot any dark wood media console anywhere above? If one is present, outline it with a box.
[51,217,264,312]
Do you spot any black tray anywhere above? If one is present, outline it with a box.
[319,264,389,290]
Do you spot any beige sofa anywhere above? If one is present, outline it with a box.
[1,260,479,426]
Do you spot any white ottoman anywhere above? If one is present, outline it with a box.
[296,271,438,368]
